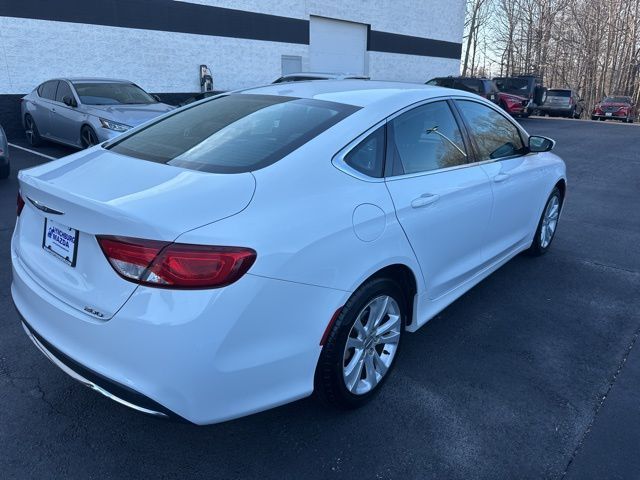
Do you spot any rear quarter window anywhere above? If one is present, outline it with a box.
[107,94,359,173]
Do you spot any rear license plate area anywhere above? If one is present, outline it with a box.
[42,218,79,267]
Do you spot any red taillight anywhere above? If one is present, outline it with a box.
[17,193,25,216]
[97,236,256,289]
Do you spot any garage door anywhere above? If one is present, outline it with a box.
[309,16,367,75]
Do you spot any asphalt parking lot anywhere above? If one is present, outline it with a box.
[1,118,639,479]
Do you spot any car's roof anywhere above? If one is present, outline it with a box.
[240,80,475,107]
[280,72,367,80]
[64,78,134,84]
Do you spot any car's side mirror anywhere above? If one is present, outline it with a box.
[152,94,161,102]
[62,96,77,107]
[529,135,555,153]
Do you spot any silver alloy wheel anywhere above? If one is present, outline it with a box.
[540,194,560,248]
[82,127,97,148]
[342,295,401,395]
[25,116,34,144]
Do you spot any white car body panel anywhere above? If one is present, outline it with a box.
[11,81,567,424]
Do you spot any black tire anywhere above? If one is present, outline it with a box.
[315,277,407,409]
[528,187,563,256]
[591,116,597,121]
[24,114,43,147]
[80,125,99,149]
[0,162,9,180]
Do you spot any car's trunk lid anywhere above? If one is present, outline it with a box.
[15,147,255,319]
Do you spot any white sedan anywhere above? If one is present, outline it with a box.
[11,81,566,424]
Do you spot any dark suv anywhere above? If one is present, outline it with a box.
[426,77,499,102]
[494,75,547,115]
[426,76,529,117]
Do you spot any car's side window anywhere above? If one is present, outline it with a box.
[39,81,59,101]
[55,81,73,104]
[455,100,525,161]
[389,101,467,175]
[344,126,385,178]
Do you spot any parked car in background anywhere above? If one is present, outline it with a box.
[272,72,370,83]
[539,89,584,118]
[494,75,547,116]
[21,78,174,149]
[591,96,636,123]
[425,76,499,102]
[13,81,566,424]
[425,76,529,117]
[0,124,9,179]
[177,91,219,107]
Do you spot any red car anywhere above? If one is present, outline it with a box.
[591,96,636,123]
[496,92,530,117]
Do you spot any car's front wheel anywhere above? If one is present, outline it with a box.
[80,125,99,149]
[528,187,562,256]
[315,277,406,409]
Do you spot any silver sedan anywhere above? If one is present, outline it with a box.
[21,78,174,149]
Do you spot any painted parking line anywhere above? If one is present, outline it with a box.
[8,143,58,161]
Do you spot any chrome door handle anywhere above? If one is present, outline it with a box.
[493,173,510,183]
[411,193,440,208]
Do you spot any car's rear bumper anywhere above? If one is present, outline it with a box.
[539,107,573,116]
[591,113,629,120]
[19,315,187,421]
[11,234,348,425]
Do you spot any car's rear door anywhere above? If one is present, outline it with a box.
[34,80,59,137]
[384,99,493,300]
[454,99,548,261]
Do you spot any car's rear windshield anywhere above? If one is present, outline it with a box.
[73,82,157,105]
[495,78,529,92]
[604,96,632,104]
[106,94,359,173]
[548,90,571,97]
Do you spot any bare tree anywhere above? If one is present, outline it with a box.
[463,0,640,111]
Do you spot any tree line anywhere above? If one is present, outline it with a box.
[463,0,640,111]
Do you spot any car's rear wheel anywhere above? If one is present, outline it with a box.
[24,114,43,147]
[80,125,98,149]
[528,187,562,256]
[315,277,406,409]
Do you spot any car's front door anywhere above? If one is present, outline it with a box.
[454,99,548,262]
[384,100,493,300]
[49,80,82,146]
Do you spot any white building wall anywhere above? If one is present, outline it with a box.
[0,0,464,94]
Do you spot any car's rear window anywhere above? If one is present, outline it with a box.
[604,96,632,104]
[458,78,483,93]
[107,94,359,173]
[548,90,571,97]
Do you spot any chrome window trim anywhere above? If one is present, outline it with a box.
[333,93,534,183]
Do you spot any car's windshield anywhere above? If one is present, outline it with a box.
[603,96,632,104]
[107,94,359,173]
[547,90,571,97]
[73,82,157,105]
